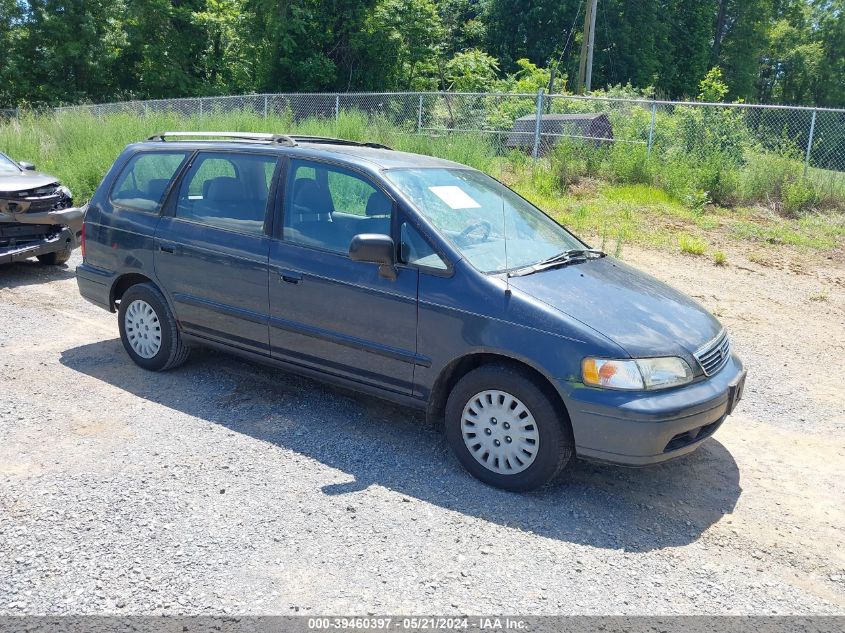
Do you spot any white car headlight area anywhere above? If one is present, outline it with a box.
[582,356,694,390]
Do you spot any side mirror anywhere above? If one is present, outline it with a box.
[349,233,397,281]
[18,161,36,171]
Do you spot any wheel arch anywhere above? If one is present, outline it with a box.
[426,352,572,434]
[109,272,158,311]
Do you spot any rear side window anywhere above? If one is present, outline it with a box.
[111,152,187,212]
[174,152,278,236]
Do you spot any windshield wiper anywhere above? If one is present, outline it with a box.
[507,248,606,277]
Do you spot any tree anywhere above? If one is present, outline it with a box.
[5,1,126,105]
[658,0,716,98]
[444,49,499,92]
[438,0,486,58]
[484,0,581,73]
[364,0,443,90]
[712,0,774,101]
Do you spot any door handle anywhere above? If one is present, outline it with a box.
[280,270,303,285]
[158,243,175,254]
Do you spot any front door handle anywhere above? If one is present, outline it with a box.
[158,242,176,254]
[280,270,303,285]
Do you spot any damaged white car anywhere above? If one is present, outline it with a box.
[0,152,82,266]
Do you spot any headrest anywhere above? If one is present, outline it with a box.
[293,178,322,206]
[204,176,244,201]
[365,191,391,217]
[290,178,333,222]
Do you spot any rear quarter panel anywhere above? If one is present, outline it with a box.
[81,148,164,300]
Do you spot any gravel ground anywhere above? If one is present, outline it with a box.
[1,248,844,615]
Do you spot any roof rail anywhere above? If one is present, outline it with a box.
[147,131,298,146]
[289,135,393,150]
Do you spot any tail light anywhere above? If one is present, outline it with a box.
[80,223,86,258]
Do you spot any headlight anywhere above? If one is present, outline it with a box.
[582,357,693,390]
[57,185,72,199]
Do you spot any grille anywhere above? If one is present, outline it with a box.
[694,330,731,376]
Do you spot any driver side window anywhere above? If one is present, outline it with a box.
[283,160,393,255]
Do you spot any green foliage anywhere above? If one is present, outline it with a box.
[679,234,707,256]
[496,59,552,94]
[444,50,500,92]
[698,67,730,103]
[781,178,818,216]
[1,0,844,109]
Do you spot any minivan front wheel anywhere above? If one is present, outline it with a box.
[445,365,573,491]
[118,283,190,371]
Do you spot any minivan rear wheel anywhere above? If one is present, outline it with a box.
[445,365,573,491]
[118,283,190,371]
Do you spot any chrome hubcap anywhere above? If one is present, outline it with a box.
[124,299,162,359]
[461,390,539,475]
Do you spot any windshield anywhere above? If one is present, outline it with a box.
[0,153,21,175]
[385,168,584,274]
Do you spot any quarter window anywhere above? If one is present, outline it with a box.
[283,160,392,254]
[400,221,448,270]
[111,152,187,212]
[175,152,278,235]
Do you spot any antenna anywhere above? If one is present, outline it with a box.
[502,191,511,294]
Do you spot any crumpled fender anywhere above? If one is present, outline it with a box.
[0,205,84,234]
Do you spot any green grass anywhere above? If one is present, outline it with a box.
[2,109,844,257]
[679,234,708,256]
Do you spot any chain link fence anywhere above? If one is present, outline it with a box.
[25,91,845,200]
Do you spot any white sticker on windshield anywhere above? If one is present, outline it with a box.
[428,185,481,209]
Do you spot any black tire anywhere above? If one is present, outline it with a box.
[117,283,190,371]
[36,250,71,265]
[444,364,573,492]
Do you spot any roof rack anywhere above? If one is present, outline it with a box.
[289,135,393,150]
[147,131,298,146]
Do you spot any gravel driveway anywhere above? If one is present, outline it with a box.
[1,248,843,615]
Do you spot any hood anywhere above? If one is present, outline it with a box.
[0,171,60,194]
[508,256,722,359]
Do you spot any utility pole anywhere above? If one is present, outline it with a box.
[577,0,598,94]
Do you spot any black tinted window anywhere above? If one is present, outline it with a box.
[175,152,278,235]
[283,160,392,254]
[111,152,187,212]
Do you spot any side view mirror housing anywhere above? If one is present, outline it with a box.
[18,161,36,171]
[349,233,397,281]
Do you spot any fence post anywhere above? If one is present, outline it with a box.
[198,98,203,117]
[417,94,423,134]
[532,88,545,159]
[264,95,268,120]
[804,109,817,177]
[335,94,340,122]
[647,102,657,158]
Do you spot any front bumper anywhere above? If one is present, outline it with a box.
[0,206,84,264]
[0,226,75,265]
[563,354,746,465]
